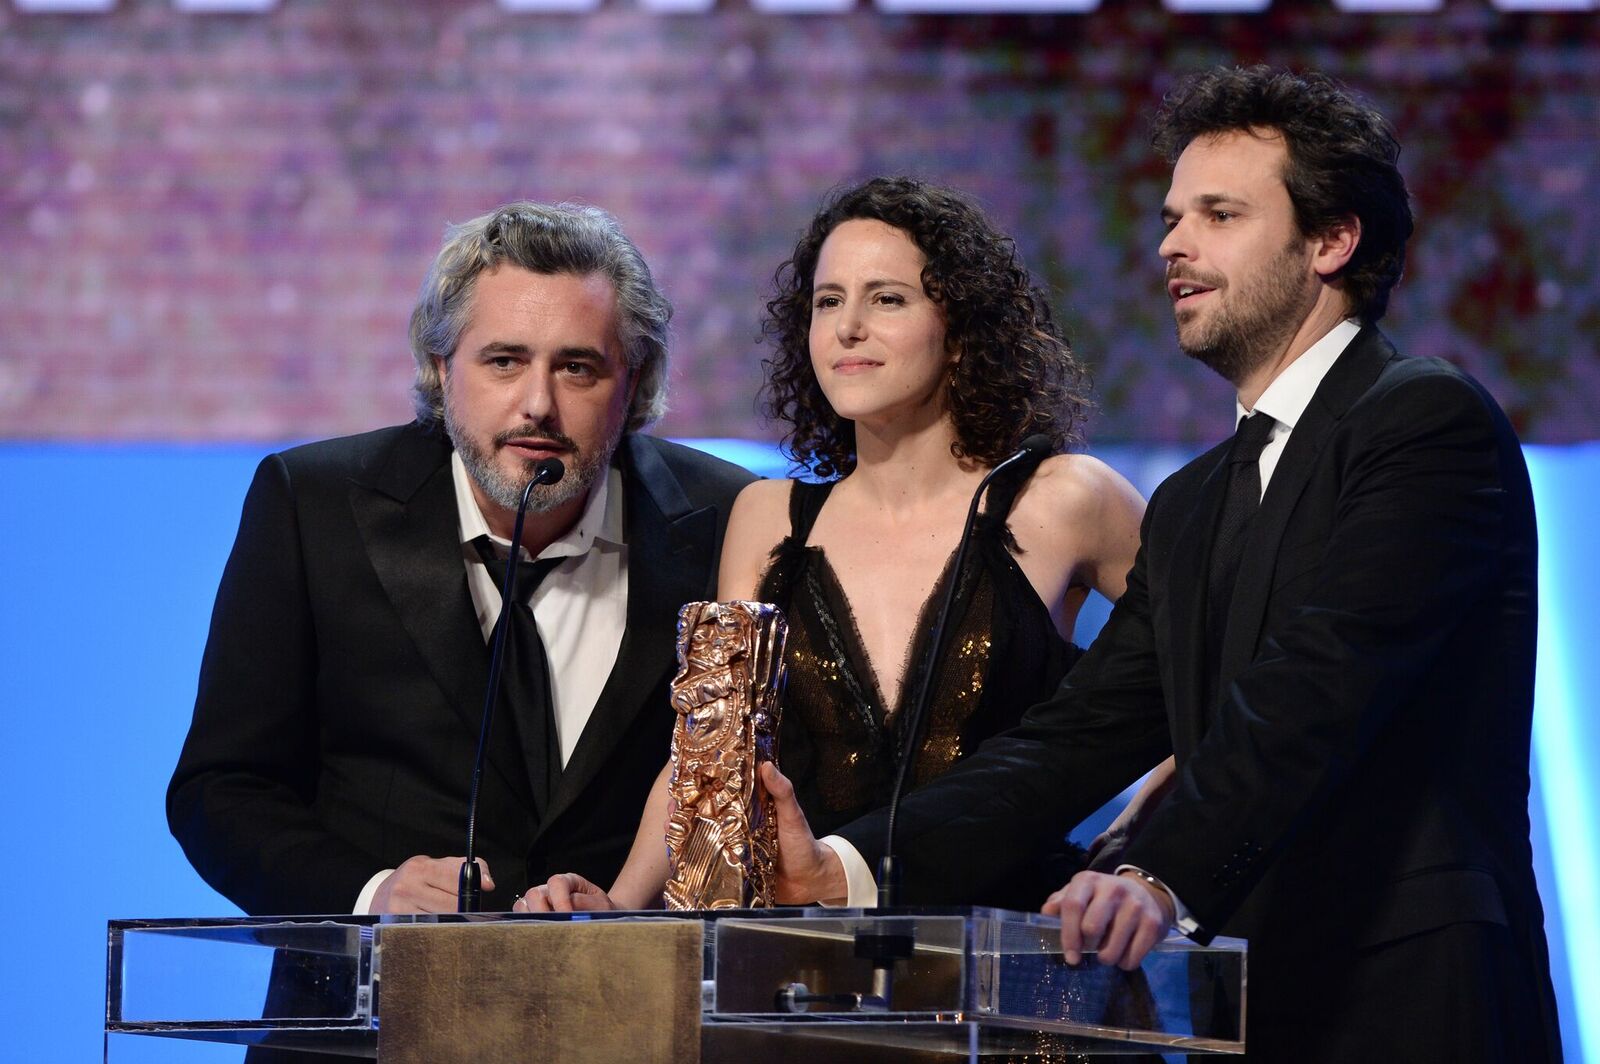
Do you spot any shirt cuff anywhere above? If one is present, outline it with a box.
[818,835,878,908]
[1115,863,1200,936]
[354,869,393,916]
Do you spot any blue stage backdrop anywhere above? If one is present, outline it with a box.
[2,2,1599,446]
[0,441,1595,1062]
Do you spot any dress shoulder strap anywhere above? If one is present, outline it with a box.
[786,479,836,547]
[755,479,835,604]
[981,448,1049,524]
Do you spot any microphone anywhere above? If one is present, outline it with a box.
[877,433,1051,908]
[853,435,1049,1011]
[459,457,565,912]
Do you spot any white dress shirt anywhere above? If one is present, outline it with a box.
[823,319,1363,915]
[354,453,630,914]
[1236,317,1359,500]
[451,451,630,765]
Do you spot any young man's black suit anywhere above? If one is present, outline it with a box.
[168,421,754,915]
[837,328,1561,1060]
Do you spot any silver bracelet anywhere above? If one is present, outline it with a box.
[1118,867,1197,935]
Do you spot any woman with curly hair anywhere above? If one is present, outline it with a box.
[523,177,1146,912]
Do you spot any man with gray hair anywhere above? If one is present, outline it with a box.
[169,201,754,915]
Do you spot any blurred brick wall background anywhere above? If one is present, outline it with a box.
[1,1,1596,444]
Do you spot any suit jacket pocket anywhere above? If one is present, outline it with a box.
[1353,866,1508,949]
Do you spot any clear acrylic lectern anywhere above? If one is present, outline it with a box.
[107,908,1245,1061]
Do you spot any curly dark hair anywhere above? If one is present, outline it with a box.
[1151,66,1414,324]
[761,177,1090,480]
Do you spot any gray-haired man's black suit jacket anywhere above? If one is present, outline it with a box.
[169,422,754,915]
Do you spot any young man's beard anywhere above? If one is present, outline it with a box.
[1175,239,1316,387]
[443,404,622,517]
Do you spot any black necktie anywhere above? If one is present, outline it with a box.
[475,539,565,817]
[1205,412,1276,706]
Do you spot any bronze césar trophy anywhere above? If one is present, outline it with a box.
[663,600,788,910]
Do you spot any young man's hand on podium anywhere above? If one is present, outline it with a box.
[1043,869,1174,970]
[761,762,848,905]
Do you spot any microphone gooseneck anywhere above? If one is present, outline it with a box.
[877,434,1051,909]
[459,457,566,912]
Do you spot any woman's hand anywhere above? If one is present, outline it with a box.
[514,873,616,912]
[1086,755,1177,868]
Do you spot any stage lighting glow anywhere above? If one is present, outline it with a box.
[1526,444,1600,1064]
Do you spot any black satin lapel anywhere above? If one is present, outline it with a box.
[1218,329,1394,684]
[1167,449,1232,753]
[350,454,534,810]
[1222,409,1324,675]
[540,473,715,832]
[1217,415,1325,683]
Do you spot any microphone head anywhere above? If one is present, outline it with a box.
[532,457,566,486]
[1018,433,1052,458]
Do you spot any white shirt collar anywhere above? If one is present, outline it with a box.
[449,451,625,561]
[1235,318,1361,429]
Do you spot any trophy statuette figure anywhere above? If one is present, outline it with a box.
[663,600,788,910]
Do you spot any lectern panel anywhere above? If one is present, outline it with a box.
[107,909,1245,1061]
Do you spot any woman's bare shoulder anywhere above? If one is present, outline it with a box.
[718,478,799,599]
[1010,454,1145,599]
[1015,453,1143,529]
[729,477,794,533]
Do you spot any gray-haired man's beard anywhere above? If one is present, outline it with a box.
[443,406,620,517]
